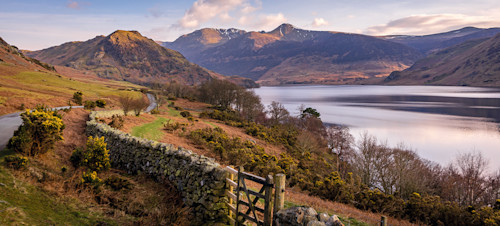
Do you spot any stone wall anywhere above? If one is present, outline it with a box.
[86,111,228,225]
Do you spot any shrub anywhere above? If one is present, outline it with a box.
[72,91,83,105]
[7,106,65,156]
[70,147,84,167]
[81,170,101,187]
[79,136,111,172]
[180,111,191,118]
[108,115,124,129]
[84,100,96,110]
[95,99,106,108]
[4,155,28,169]
[104,176,133,191]
[164,119,181,132]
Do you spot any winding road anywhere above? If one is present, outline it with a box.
[0,93,157,150]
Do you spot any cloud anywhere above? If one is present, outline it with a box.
[176,0,244,29]
[311,18,328,27]
[365,14,500,35]
[173,0,285,31]
[239,13,287,30]
[66,1,80,9]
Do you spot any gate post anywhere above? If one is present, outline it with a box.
[264,175,274,226]
[274,173,286,215]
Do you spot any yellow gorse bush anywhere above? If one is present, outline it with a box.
[8,106,65,156]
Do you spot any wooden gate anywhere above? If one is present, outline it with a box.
[225,166,285,226]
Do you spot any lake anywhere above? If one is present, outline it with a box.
[254,85,500,171]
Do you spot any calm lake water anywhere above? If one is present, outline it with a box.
[254,85,500,171]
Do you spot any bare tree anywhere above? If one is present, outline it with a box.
[119,93,149,116]
[267,101,290,125]
[131,96,150,116]
[325,125,354,174]
[454,151,489,206]
[119,94,134,116]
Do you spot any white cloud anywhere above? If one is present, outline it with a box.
[176,0,244,29]
[174,0,285,31]
[239,13,287,30]
[365,14,500,35]
[311,18,328,27]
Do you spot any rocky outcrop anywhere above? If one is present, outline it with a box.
[85,110,228,225]
[274,206,344,226]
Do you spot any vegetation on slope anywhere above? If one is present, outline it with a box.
[143,79,500,225]
[1,108,189,225]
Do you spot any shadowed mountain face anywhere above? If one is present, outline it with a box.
[382,27,500,54]
[26,30,214,85]
[162,24,423,85]
[384,33,500,87]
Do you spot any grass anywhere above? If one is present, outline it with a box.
[204,121,217,128]
[0,150,113,225]
[166,107,180,117]
[131,117,168,141]
[0,70,144,115]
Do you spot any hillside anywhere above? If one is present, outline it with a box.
[163,23,423,85]
[383,27,500,54]
[26,30,215,86]
[384,33,500,86]
[0,37,145,115]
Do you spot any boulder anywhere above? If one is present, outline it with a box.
[274,206,319,226]
[326,215,344,226]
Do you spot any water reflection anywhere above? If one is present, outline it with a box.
[254,85,500,170]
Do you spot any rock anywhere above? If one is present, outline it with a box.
[318,212,329,222]
[308,220,326,226]
[274,206,319,226]
[326,215,344,226]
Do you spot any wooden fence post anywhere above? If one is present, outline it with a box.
[227,171,234,216]
[274,173,286,216]
[381,216,387,226]
[263,175,274,226]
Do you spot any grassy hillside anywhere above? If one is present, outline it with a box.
[0,36,145,115]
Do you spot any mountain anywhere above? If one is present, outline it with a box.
[163,24,423,85]
[0,37,55,73]
[383,27,500,54]
[162,28,246,59]
[26,30,217,86]
[384,33,500,86]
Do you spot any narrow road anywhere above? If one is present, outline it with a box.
[0,106,83,150]
[145,93,157,113]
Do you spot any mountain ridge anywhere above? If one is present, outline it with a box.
[163,23,423,85]
[383,33,500,87]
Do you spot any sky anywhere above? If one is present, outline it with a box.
[1,0,500,50]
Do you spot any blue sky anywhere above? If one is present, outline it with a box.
[2,0,500,50]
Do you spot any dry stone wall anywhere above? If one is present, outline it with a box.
[86,111,228,225]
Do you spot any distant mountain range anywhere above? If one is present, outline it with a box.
[382,27,500,54]
[162,24,500,86]
[384,33,500,87]
[162,23,424,85]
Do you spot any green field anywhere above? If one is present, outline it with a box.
[131,117,168,141]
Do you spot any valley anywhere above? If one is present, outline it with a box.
[1,2,500,224]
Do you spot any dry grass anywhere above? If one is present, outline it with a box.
[5,108,190,225]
